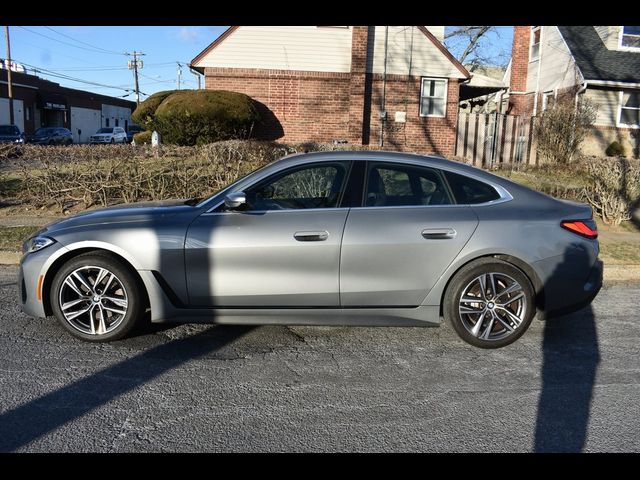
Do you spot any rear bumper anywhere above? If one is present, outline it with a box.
[538,259,603,320]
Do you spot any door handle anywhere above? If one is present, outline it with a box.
[421,228,457,239]
[294,231,329,242]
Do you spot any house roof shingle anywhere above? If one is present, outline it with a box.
[558,26,640,84]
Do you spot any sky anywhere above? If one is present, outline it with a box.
[5,26,513,101]
[6,26,228,100]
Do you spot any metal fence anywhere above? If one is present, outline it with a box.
[455,112,537,166]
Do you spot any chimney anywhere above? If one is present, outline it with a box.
[508,26,532,115]
[348,26,371,144]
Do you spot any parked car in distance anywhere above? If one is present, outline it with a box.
[89,127,128,144]
[27,127,73,145]
[0,124,25,144]
[19,151,603,348]
[126,125,144,143]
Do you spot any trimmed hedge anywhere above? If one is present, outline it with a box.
[131,90,261,146]
[131,90,174,131]
[133,131,152,145]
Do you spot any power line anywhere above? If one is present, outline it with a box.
[16,26,125,56]
[43,26,124,55]
[14,59,134,93]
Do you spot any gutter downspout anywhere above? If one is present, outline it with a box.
[189,65,202,90]
[380,26,389,147]
[532,27,544,116]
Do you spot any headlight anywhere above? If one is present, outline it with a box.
[23,236,55,254]
[15,138,24,144]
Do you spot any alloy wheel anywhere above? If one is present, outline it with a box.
[458,272,527,342]
[58,266,129,335]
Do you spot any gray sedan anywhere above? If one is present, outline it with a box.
[19,151,602,348]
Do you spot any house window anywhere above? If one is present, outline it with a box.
[25,107,31,122]
[621,26,640,49]
[420,78,447,117]
[115,118,119,127]
[105,118,109,127]
[530,26,541,61]
[619,91,640,127]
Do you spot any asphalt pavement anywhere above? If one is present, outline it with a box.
[0,265,638,452]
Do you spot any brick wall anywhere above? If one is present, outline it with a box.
[365,75,460,155]
[205,67,351,143]
[204,68,461,155]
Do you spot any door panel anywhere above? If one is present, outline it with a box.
[185,209,350,307]
[340,206,479,306]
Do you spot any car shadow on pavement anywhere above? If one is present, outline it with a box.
[534,246,601,452]
[0,325,253,452]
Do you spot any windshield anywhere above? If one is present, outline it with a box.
[97,128,114,134]
[35,128,55,136]
[0,126,19,135]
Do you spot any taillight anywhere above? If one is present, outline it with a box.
[561,219,598,239]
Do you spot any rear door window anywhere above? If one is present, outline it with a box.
[443,170,501,204]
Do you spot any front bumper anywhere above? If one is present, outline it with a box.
[19,242,69,319]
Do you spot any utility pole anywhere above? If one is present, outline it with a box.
[176,62,182,90]
[127,51,145,105]
[5,26,14,125]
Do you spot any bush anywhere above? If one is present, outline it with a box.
[133,131,152,145]
[583,156,640,226]
[2,141,368,212]
[154,90,260,145]
[131,90,174,131]
[535,97,597,164]
[605,141,626,157]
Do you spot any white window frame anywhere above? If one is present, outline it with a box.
[419,77,448,118]
[530,26,541,61]
[618,26,640,52]
[541,90,555,111]
[618,90,640,129]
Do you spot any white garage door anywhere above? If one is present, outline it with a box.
[0,98,25,133]
[70,106,101,143]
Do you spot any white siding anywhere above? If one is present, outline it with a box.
[0,98,24,132]
[101,104,131,129]
[194,26,353,72]
[594,26,621,50]
[369,26,466,78]
[585,88,620,127]
[70,106,101,143]
[424,26,444,42]
[527,26,581,93]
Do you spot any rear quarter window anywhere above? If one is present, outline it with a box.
[444,170,501,204]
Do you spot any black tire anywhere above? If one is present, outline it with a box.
[110,138,115,144]
[443,257,536,349]
[48,140,54,145]
[50,252,145,342]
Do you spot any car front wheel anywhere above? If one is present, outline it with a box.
[50,252,144,342]
[444,258,535,348]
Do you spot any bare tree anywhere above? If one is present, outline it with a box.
[444,26,509,71]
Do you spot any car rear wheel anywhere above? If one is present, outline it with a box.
[444,258,535,348]
[110,138,115,144]
[50,252,144,342]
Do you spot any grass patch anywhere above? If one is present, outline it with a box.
[0,226,40,251]
[0,174,24,197]
[599,242,640,265]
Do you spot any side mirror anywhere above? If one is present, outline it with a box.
[224,192,247,210]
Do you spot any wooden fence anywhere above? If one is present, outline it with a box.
[455,113,538,166]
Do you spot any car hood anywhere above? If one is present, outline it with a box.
[0,134,20,140]
[38,200,198,235]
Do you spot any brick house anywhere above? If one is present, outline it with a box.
[504,26,640,158]
[190,26,470,156]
